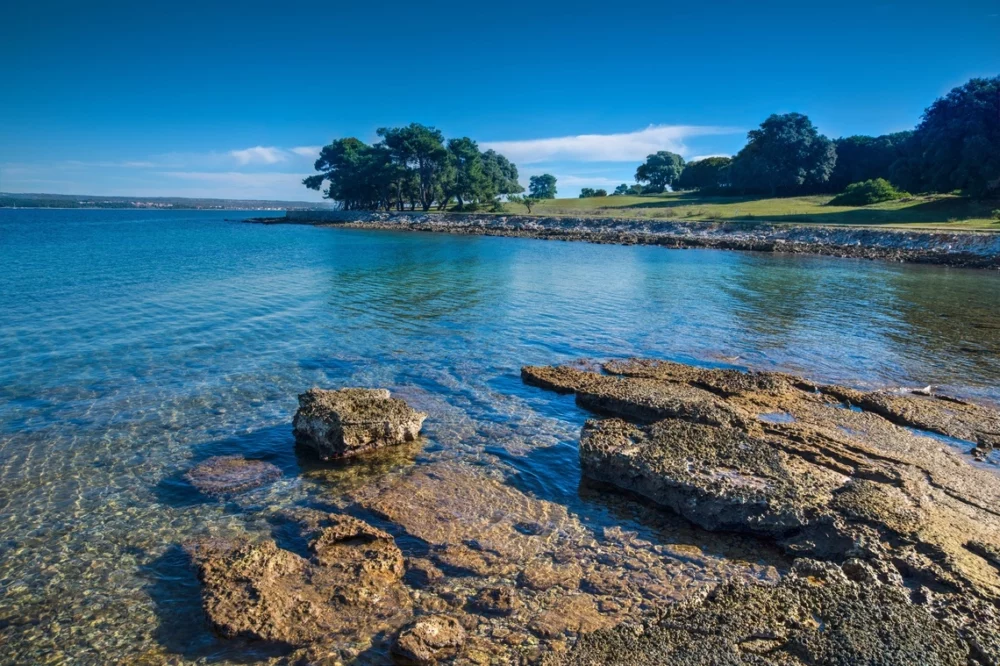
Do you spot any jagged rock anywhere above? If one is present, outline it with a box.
[524,358,1000,615]
[564,560,975,665]
[293,387,427,460]
[186,514,411,647]
[391,615,466,665]
[184,455,281,495]
[529,594,610,638]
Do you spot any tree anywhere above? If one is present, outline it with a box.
[481,150,523,198]
[828,133,912,193]
[529,174,557,199]
[508,195,538,213]
[905,76,1000,197]
[628,184,643,195]
[729,113,836,196]
[579,188,596,198]
[677,157,732,191]
[612,184,630,196]
[593,189,607,197]
[444,137,485,210]
[635,151,685,192]
[377,123,450,211]
[303,138,399,211]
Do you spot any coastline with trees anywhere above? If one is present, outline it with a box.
[302,76,999,229]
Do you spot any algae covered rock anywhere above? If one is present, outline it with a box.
[293,387,427,460]
[186,513,411,648]
[391,614,466,665]
[184,455,281,495]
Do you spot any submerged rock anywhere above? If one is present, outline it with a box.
[184,455,281,495]
[186,513,411,648]
[526,358,1000,663]
[293,387,427,460]
[565,560,973,665]
[391,614,466,665]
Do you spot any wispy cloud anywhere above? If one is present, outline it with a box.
[483,125,742,164]
[229,146,288,165]
[289,146,321,159]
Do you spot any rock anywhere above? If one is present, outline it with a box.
[184,455,281,495]
[525,359,1000,602]
[186,514,412,647]
[293,387,427,460]
[519,561,583,591]
[469,586,521,616]
[391,615,466,665]
[529,594,610,638]
[565,560,975,665]
[308,513,405,582]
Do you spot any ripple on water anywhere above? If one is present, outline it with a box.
[1,209,999,662]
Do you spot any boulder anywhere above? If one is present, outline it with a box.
[293,387,427,460]
[184,455,281,495]
[391,615,466,665]
[186,513,411,647]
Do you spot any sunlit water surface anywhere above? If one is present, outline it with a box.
[2,209,999,663]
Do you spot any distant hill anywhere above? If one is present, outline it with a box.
[0,192,334,211]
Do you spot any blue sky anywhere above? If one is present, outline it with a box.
[2,1,998,200]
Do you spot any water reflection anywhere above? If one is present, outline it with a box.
[1,210,1000,663]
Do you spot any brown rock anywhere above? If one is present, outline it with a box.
[293,387,427,460]
[519,560,583,591]
[186,515,412,647]
[184,455,281,495]
[529,594,611,638]
[469,586,521,617]
[391,615,466,665]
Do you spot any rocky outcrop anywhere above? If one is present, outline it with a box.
[254,211,1000,270]
[524,358,1000,663]
[184,455,281,495]
[185,512,411,648]
[564,559,985,666]
[391,615,466,665]
[293,387,427,460]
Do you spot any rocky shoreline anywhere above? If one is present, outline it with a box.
[178,363,1000,664]
[246,210,1000,269]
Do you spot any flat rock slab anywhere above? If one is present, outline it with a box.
[525,358,1000,663]
[184,455,281,495]
[293,387,427,460]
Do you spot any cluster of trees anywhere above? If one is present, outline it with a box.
[630,76,999,199]
[304,123,523,211]
[579,188,607,198]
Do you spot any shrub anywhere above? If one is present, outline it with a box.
[829,178,908,206]
[992,209,1000,221]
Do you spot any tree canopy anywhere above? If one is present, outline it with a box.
[828,132,912,193]
[529,174,558,199]
[729,113,836,196]
[903,76,1000,197]
[305,123,522,211]
[677,157,732,191]
[635,151,685,192]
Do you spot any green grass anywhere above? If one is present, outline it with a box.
[498,192,1000,231]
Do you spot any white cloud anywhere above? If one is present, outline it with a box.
[229,146,287,165]
[483,125,742,164]
[688,154,732,162]
[290,146,322,159]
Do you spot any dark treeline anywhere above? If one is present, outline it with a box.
[633,76,999,199]
[304,123,522,211]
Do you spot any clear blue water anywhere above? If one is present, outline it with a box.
[1,208,999,663]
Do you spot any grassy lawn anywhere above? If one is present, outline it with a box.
[499,192,1000,231]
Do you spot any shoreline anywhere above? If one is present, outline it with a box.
[247,210,1000,269]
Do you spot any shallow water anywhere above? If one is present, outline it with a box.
[1,209,999,664]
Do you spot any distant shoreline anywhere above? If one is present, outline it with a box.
[247,210,1000,269]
